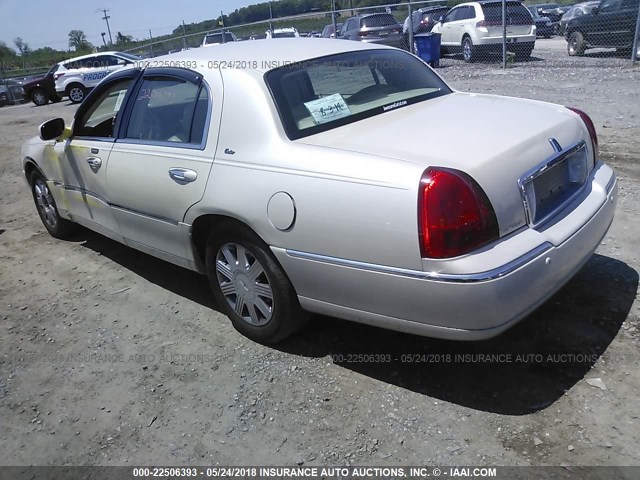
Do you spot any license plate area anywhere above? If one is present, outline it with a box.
[519,142,589,227]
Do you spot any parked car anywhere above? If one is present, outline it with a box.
[529,3,569,34]
[0,80,25,106]
[558,1,599,35]
[527,6,555,38]
[565,0,640,56]
[21,39,617,344]
[202,32,238,46]
[54,51,140,104]
[22,64,64,106]
[432,0,536,62]
[338,13,404,48]
[321,23,344,38]
[403,5,451,49]
[266,27,300,39]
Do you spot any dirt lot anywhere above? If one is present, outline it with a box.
[1,38,639,470]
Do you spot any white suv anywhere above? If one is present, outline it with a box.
[432,0,536,62]
[265,27,300,39]
[54,51,139,103]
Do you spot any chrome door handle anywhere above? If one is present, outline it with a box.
[169,168,198,183]
[87,157,102,168]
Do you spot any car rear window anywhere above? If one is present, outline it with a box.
[482,2,533,24]
[273,31,297,38]
[361,14,398,28]
[205,33,235,44]
[266,49,451,140]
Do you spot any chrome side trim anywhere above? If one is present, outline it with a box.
[58,183,110,205]
[285,243,553,284]
[110,204,179,226]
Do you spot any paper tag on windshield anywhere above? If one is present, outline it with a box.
[114,90,126,112]
[304,94,351,125]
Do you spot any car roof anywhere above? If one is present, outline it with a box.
[60,51,125,64]
[152,38,394,74]
[418,5,449,11]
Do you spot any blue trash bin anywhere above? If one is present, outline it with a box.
[414,32,441,68]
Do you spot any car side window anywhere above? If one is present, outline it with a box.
[464,6,476,19]
[125,76,208,146]
[75,79,133,138]
[621,0,638,8]
[599,0,622,11]
[444,8,459,22]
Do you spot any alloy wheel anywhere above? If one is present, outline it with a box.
[34,178,57,229]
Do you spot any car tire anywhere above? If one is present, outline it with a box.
[462,36,475,63]
[567,31,586,56]
[51,95,63,103]
[205,224,308,344]
[67,84,86,104]
[514,45,534,62]
[31,88,49,107]
[30,171,76,239]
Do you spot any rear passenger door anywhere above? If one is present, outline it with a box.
[106,68,218,263]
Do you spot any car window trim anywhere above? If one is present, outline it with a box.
[116,67,211,151]
[72,68,143,142]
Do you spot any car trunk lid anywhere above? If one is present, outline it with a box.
[296,92,591,238]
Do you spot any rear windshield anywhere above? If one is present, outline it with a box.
[424,9,449,20]
[273,31,297,38]
[482,3,533,23]
[205,33,235,44]
[266,49,451,140]
[361,14,398,28]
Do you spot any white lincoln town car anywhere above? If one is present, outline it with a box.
[21,40,617,343]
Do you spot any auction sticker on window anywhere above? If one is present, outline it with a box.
[304,94,351,125]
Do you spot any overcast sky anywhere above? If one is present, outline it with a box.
[0,0,257,51]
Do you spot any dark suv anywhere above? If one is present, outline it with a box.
[565,0,640,56]
[403,6,451,48]
[338,13,404,48]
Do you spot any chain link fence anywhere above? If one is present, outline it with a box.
[120,0,640,67]
[1,0,639,108]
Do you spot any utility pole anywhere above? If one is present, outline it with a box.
[268,1,274,36]
[101,32,107,48]
[97,8,113,45]
[331,0,337,39]
[182,20,187,49]
[149,30,154,58]
[220,11,226,43]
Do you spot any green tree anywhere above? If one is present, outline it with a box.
[14,37,31,56]
[115,31,133,47]
[68,30,91,51]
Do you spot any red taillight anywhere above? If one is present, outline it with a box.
[567,107,598,160]
[418,168,499,259]
[476,20,502,27]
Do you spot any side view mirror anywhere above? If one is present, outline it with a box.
[39,118,67,141]
[439,16,445,23]
[118,59,127,65]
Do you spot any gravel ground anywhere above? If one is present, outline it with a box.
[0,38,639,469]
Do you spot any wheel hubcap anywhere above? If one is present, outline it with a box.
[464,41,471,59]
[34,179,57,229]
[215,243,274,326]
[70,88,83,102]
[34,92,45,103]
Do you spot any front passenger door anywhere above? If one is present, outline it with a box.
[54,71,138,240]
